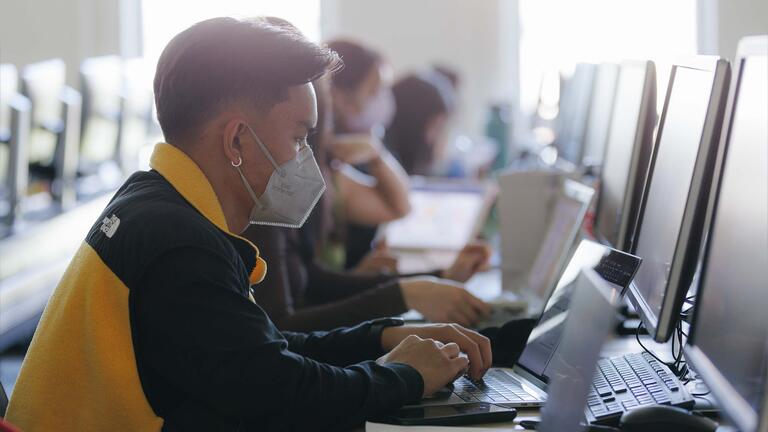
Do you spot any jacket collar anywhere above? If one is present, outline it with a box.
[150,143,267,284]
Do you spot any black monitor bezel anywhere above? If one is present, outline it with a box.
[684,35,768,432]
[625,56,731,343]
[593,59,657,252]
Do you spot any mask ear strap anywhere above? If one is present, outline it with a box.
[245,124,285,177]
[233,162,265,210]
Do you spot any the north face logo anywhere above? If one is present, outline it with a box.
[100,214,120,238]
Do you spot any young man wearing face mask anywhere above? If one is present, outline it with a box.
[5,17,493,432]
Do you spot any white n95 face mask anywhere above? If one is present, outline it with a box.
[233,125,326,228]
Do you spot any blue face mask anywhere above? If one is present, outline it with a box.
[232,125,326,229]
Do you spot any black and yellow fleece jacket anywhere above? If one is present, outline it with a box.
[6,143,424,431]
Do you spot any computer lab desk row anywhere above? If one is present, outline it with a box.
[359,336,709,431]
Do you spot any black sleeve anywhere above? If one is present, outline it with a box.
[247,224,408,332]
[277,282,408,332]
[304,259,396,304]
[281,321,385,366]
[132,246,423,430]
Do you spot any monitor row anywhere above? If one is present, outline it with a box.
[577,35,766,430]
[0,57,155,234]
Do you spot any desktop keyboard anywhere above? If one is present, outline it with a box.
[453,369,541,405]
[585,352,695,425]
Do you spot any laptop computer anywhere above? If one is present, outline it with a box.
[412,239,641,409]
[537,268,622,432]
[472,177,594,327]
[379,179,497,274]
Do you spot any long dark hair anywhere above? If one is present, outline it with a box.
[385,71,455,175]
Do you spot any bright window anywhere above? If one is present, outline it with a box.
[518,0,698,113]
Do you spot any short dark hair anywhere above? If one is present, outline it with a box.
[326,40,382,92]
[154,17,341,143]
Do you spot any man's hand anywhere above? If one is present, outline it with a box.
[377,335,469,397]
[441,241,492,283]
[353,240,399,274]
[400,277,492,327]
[380,323,492,381]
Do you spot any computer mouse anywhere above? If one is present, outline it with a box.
[619,405,718,432]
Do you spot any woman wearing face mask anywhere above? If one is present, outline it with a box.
[323,39,413,271]
[243,75,492,332]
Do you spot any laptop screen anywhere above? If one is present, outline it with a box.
[517,240,641,381]
[383,184,488,250]
[525,196,585,300]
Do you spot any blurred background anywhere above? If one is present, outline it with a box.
[0,0,766,398]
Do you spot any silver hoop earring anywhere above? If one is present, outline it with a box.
[231,157,242,168]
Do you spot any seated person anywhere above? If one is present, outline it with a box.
[5,17,492,431]
[245,75,491,331]
[325,39,410,270]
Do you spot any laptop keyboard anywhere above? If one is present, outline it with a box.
[586,352,693,424]
[453,369,540,403]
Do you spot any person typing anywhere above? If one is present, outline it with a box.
[5,17,491,431]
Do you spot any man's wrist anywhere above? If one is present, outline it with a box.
[371,317,405,351]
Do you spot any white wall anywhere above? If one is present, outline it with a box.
[321,0,520,137]
[0,0,121,86]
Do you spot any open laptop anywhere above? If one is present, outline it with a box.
[472,177,594,327]
[380,179,496,274]
[412,239,641,409]
[538,268,622,432]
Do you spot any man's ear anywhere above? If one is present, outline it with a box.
[223,118,246,165]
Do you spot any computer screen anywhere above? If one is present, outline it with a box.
[383,183,490,250]
[517,240,641,381]
[685,41,768,432]
[556,64,597,164]
[581,63,619,166]
[594,61,656,251]
[626,58,729,342]
[524,186,588,301]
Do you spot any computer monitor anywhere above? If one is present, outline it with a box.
[79,55,122,170]
[684,35,768,432]
[593,60,657,252]
[581,63,619,167]
[626,56,730,343]
[21,59,81,208]
[555,63,597,165]
[21,59,66,168]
